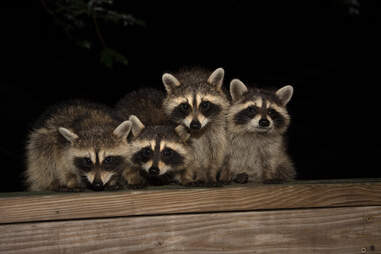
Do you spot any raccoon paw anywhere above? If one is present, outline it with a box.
[217,169,233,185]
[262,178,285,184]
[233,173,249,184]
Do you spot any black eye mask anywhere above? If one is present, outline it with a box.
[234,106,259,125]
[132,146,153,164]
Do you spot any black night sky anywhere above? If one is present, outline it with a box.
[1,1,381,192]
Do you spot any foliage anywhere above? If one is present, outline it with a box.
[40,0,144,68]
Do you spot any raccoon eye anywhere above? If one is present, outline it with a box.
[267,108,277,117]
[247,106,257,114]
[142,147,152,158]
[200,101,210,111]
[180,103,190,113]
[74,157,93,172]
[84,158,92,166]
[103,156,113,164]
[162,148,173,158]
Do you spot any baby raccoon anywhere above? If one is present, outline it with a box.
[25,101,133,192]
[115,88,167,126]
[225,79,296,184]
[124,115,194,186]
[161,67,229,184]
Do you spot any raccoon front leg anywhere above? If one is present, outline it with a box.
[208,147,227,186]
[56,173,86,192]
[104,174,125,191]
[178,169,196,186]
[176,169,205,187]
[205,165,223,187]
[234,173,249,184]
[218,166,233,184]
[122,168,147,189]
[272,158,296,183]
[262,162,291,184]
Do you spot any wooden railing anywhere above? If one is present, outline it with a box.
[1,179,380,253]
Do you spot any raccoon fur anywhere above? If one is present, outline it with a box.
[224,79,296,184]
[115,88,167,125]
[115,88,175,186]
[25,100,133,191]
[124,115,195,186]
[161,67,229,185]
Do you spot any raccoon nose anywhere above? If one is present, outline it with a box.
[190,120,201,130]
[149,166,160,176]
[92,180,104,191]
[259,119,270,128]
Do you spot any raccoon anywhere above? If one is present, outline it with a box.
[124,115,194,186]
[115,88,174,186]
[224,79,296,184]
[115,88,167,126]
[25,101,133,192]
[161,67,229,185]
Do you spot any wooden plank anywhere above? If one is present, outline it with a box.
[1,181,381,224]
[0,206,380,254]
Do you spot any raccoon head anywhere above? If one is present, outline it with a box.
[126,115,192,177]
[58,120,132,191]
[228,79,293,135]
[162,68,228,133]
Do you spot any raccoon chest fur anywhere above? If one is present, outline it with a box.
[228,133,281,181]
[192,125,227,166]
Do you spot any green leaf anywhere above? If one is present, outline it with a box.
[99,48,128,69]
[77,40,91,49]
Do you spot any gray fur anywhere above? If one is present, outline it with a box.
[129,115,145,137]
[230,79,248,102]
[58,127,79,144]
[123,116,195,185]
[276,85,294,106]
[113,121,132,140]
[25,101,136,191]
[115,88,168,126]
[115,89,189,187]
[162,73,181,94]
[207,67,225,90]
[162,67,229,184]
[225,81,296,183]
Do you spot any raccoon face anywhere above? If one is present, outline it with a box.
[228,79,293,135]
[162,68,228,132]
[58,120,132,191]
[127,116,191,177]
[72,150,126,191]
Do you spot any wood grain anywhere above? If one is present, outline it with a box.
[1,181,381,224]
[0,206,380,254]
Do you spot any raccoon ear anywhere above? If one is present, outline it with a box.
[207,68,225,90]
[162,73,181,94]
[113,120,132,141]
[230,79,248,102]
[175,125,191,142]
[58,127,79,144]
[276,85,294,106]
[129,115,145,137]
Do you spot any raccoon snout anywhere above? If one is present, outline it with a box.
[190,120,201,130]
[91,179,105,191]
[259,119,270,128]
[149,166,160,176]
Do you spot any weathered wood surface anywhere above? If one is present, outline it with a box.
[1,181,381,224]
[0,206,380,254]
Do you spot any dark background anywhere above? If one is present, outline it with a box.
[1,1,380,192]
